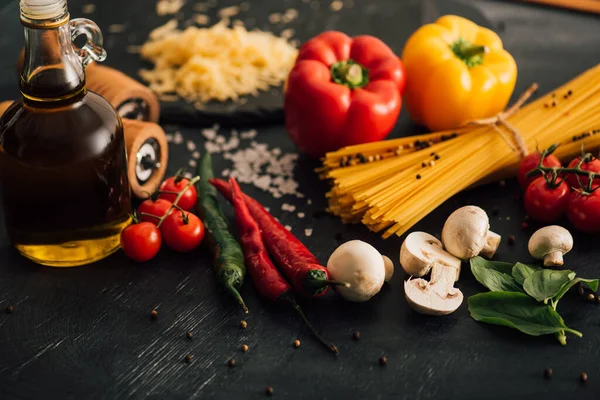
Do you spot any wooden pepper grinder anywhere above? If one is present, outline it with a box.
[0,101,168,198]
[18,49,161,123]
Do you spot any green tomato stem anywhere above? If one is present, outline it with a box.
[157,176,201,228]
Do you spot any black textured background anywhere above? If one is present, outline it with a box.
[1,1,600,399]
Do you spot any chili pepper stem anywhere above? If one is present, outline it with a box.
[225,281,249,314]
[285,295,339,354]
[157,176,201,228]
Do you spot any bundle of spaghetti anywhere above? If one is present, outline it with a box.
[320,64,600,239]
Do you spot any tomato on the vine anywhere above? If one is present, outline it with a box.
[524,177,570,223]
[121,222,162,262]
[137,198,173,225]
[517,152,562,191]
[160,211,205,252]
[567,190,600,233]
[158,176,197,211]
[565,156,600,190]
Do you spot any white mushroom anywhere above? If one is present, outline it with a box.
[382,255,394,282]
[327,240,385,302]
[400,232,461,280]
[400,232,463,315]
[442,206,501,260]
[528,225,573,267]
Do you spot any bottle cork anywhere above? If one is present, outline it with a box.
[0,100,168,198]
[18,49,160,123]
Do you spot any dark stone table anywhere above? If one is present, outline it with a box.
[1,0,600,399]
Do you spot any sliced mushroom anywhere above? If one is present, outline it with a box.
[400,232,463,315]
[400,232,461,279]
[442,206,501,260]
[528,225,573,267]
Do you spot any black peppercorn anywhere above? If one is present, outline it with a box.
[151,309,158,319]
[186,331,193,339]
[544,368,553,379]
[578,286,585,296]
[379,356,387,366]
[185,355,193,363]
[581,372,588,382]
[507,236,516,245]
[266,386,274,396]
[352,331,360,341]
[6,305,14,314]
[228,359,236,368]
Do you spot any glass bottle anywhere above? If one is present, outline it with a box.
[0,0,132,267]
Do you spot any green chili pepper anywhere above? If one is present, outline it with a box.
[197,152,248,313]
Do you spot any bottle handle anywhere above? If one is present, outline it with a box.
[70,18,107,67]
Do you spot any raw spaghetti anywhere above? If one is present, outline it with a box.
[320,64,600,239]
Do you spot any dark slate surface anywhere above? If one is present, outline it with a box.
[1,0,600,399]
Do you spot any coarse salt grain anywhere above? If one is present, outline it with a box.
[188,160,197,168]
[297,212,305,218]
[222,169,230,177]
[305,229,313,237]
[240,130,257,139]
[183,172,193,179]
[166,133,174,142]
[186,140,197,151]
[202,128,217,141]
[285,225,292,231]
[174,131,184,144]
[192,151,201,160]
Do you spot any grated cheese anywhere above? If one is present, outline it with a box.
[139,19,298,104]
[156,0,185,16]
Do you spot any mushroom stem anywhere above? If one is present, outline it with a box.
[543,251,564,267]
[430,263,458,298]
[481,231,501,258]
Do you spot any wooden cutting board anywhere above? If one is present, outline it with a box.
[521,0,600,14]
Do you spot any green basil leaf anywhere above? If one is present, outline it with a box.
[468,291,582,337]
[470,257,523,292]
[489,261,515,275]
[512,263,540,285]
[553,277,599,304]
[523,269,576,303]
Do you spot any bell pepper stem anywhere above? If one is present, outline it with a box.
[331,60,369,89]
[451,38,488,68]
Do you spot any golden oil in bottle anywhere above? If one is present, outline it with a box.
[0,0,132,267]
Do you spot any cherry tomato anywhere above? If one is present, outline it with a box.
[565,156,600,190]
[517,152,562,191]
[160,211,205,252]
[137,198,173,225]
[158,177,198,211]
[121,222,162,262]
[524,177,570,223]
[568,190,600,233]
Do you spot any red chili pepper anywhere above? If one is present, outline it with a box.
[284,31,406,158]
[229,178,338,354]
[211,178,348,298]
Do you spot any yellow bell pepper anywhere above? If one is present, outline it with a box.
[402,15,517,132]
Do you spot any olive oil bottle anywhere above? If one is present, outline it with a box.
[0,0,132,267]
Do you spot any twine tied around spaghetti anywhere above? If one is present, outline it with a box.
[467,83,539,158]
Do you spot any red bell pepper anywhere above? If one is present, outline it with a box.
[285,31,406,158]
